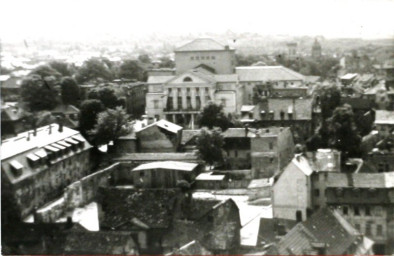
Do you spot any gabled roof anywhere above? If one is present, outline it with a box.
[236,66,305,82]
[277,208,372,255]
[132,161,199,172]
[175,38,231,52]
[375,110,394,125]
[181,130,200,145]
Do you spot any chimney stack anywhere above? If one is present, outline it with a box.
[56,116,64,132]
[27,131,31,141]
[48,124,52,134]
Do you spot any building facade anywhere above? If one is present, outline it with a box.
[1,124,93,220]
[174,38,236,75]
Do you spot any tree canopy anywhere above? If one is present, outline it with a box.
[196,127,225,168]
[79,99,105,137]
[75,58,113,84]
[316,84,341,119]
[29,65,62,80]
[87,86,124,109]
[198,102,232,131]
[60,77,80,106]
[88,106,130,146]
[306,104,361,159]
[118,60,145,80]
[20,75,58,111]
[49,61,72,77]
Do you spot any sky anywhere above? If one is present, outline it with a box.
[0,0,393,41]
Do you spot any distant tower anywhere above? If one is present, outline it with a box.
[311,39,322,59]
[286,42,297,59]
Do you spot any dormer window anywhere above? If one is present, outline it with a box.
[183,77,193,82]
[27,153,40,168]
[10,160,23,177]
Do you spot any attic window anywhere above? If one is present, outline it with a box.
[183,77,193,82]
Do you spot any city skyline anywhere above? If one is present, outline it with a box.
[1,0,393,42]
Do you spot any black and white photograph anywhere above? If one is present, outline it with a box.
[1,0,394,254]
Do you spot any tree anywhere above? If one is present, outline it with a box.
[119,60,145,80]
[196,127,225,168]
[87,86,124,109]
[79,99,105,137]
[89,107,131,146]
[20,75,58,111]
[198,102,232,131]
[317,84,341,120]
[29,65,62,80]
[307,104,361,160]
[138,54,151,64]
[75,58,113,84]
[49,61,72,77]
[60,77,80,106]
[159,56,175,68]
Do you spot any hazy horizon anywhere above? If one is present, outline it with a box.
[1,0,393,43]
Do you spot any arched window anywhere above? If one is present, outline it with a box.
[183,77,193,82]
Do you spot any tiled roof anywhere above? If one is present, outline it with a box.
[132,161,198,172]
[99,187,180,229]
[277,208,370,255]
[236,66,305,82]
[375,110,394,125]
[258,218,297,244]
[325,172,394,188]
[147,75,173,84]
[175,38,231,52]
[64,230,136,254]
[113,152,199,162]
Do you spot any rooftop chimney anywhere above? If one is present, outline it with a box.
[66,216,73,229]
[245,126,249,137]
[56,116,64,132]
[48,124,52,134]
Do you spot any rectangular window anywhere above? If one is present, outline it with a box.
[153,100,159,109]
[365,222,372,236]
[343,206,348,215]
[196,56,199,60]
[354,206,360,216]
[365,206,371,216]
[377,225,383,236]
[190,56,194,60]
[201,56,205,60]
[269,142,273,150]
[314,189,320,197]
[234,150,238,157]
[355,223,361,231]
[206,56,210,60]
[211,56,215,60]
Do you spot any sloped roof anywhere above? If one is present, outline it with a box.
[132,161,198,172]
[1,123,85,160]
[64,230,136,254]
[147,75,174,84]
[213,74,238,82]
[236,66,305,82]
[167,240,211,255]
[113,152,199,162]
[292,155,314,176]
[175,38,231,52]
[99,187,180,229]
[51,104,80,114]
[375,110,394,125]
[267,98,313,120]
[181,130,200,145]
[137,119,182,134]
[277,208,370,255]
[325,172,394,188]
